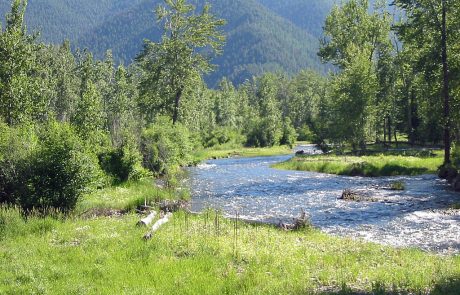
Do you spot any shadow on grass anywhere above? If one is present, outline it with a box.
[317,276,460,294]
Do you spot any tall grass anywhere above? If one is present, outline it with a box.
[76,178,189,214]
[0,207,459,294]
[273,152,443,177]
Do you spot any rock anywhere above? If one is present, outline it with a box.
[339,189,377,202]
[295,150,305,156]
[159,200,189,213]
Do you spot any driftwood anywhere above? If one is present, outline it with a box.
[137,211,157,226]
[143,212,172,240]
[280,210,311,231]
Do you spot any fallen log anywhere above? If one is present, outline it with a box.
[137,211,157,227]
[144,212,172,240]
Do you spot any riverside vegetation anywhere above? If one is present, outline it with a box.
[1,0,460,294]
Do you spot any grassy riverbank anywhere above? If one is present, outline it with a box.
[1,205,459,295]
[273,150,443,177]
[192,145,293,162]
[76,178,189,214]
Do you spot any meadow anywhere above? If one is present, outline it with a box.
[273,150,443,177]
[1,179,459,295]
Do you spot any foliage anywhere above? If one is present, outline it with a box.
[136,0,225,123]
[21,122,102,212]
[98,140,151,184]
[203,127,245,149]
[0,0,41,125]
[452,142,460,168]
[141,117,194,175]
[0,122,38,205]
[280,117,297,148]
[0,122,102,212]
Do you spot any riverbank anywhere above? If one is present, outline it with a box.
[273,151,443,177]
[1,204,459,294]
[192,144,293,163]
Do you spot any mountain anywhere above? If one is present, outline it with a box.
[0,0,335,85]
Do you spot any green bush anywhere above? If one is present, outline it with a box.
[99,140,151,183]
[203,127,245,148]
[19,122,102,212]
[0,123,38,205]
[141,117,194,175]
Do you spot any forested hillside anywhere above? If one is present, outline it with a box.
[0,0,332,85]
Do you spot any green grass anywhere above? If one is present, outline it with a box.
[1,206,459,294]
[273,151,444,177]
[192,145,293,162]
[77,178,189,214]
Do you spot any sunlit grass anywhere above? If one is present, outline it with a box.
[77,178,188,214]
[193,145,293,162]
[1,207,459,294]
[273,151,444,177]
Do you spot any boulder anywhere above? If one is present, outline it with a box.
[295,150,305,156]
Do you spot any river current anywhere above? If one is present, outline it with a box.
[186,146,460,254]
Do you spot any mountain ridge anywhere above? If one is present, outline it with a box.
[0,0,335,84]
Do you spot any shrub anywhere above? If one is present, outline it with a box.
[18,122,102,212]
[0,123,38,205]
[99,139,151,183]
[141,117,194,175]
[203,127,245,148]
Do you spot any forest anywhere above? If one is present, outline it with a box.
[1,0,460,294]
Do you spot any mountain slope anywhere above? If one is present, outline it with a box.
[257,0,335,38]
[0,0,334,85]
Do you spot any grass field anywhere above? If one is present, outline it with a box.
[1,206,459,295]
[1,177,460,294]
[273,151,443,177]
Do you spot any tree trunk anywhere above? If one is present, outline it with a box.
[387,116,392,145]
[441,0,451,165]
[172,88,183,125]
[383,118,387,145]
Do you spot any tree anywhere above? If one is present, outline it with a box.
[0,0,38,125]
[394,0,460,164]
[136,0,225,124]
[319,0,391,149]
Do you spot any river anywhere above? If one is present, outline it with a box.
[186,146,460,254]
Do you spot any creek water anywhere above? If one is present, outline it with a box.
[186,145,460,254]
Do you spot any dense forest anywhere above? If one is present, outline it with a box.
[1,0,459,213]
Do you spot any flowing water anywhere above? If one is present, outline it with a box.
[186,146,460,254]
